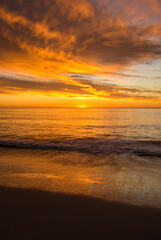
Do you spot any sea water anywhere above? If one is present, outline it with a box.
[0,108,161,208]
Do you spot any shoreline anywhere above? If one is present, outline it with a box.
[0,186,161,240]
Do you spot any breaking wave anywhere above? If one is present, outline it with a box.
[0,139,161,157]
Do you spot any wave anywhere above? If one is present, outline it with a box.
[0,139,161,157]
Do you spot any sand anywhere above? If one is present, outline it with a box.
[0,186,161,240]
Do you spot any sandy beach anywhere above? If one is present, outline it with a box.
[0,186,161,240]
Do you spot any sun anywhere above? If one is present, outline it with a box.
[78,105,88,109]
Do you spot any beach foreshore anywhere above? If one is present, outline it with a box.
[0,186,161,240]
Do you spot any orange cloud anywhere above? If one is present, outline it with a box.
[0,0,161,107]
[0,71,161,104]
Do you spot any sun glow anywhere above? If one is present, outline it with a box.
[78,105,88,109]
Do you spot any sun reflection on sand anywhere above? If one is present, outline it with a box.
[0,146,161,208]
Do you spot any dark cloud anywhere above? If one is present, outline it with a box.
[0,0,161,67]
[0,76,88,95]
[74,33,161,64]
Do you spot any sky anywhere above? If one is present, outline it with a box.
[0,0,161,108]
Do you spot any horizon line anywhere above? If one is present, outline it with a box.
[0,107,161,109]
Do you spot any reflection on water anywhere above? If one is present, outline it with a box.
[0,148,160,208]
[0,108,161,141]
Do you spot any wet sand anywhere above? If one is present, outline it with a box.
[0,186,161,240]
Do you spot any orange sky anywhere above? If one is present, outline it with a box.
[0,0,161,107]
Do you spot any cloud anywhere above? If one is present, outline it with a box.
[0,72,160,102]
[0,0,161,70]
[0,0,161,105]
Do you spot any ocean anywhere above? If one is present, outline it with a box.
[0,108,161,208]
